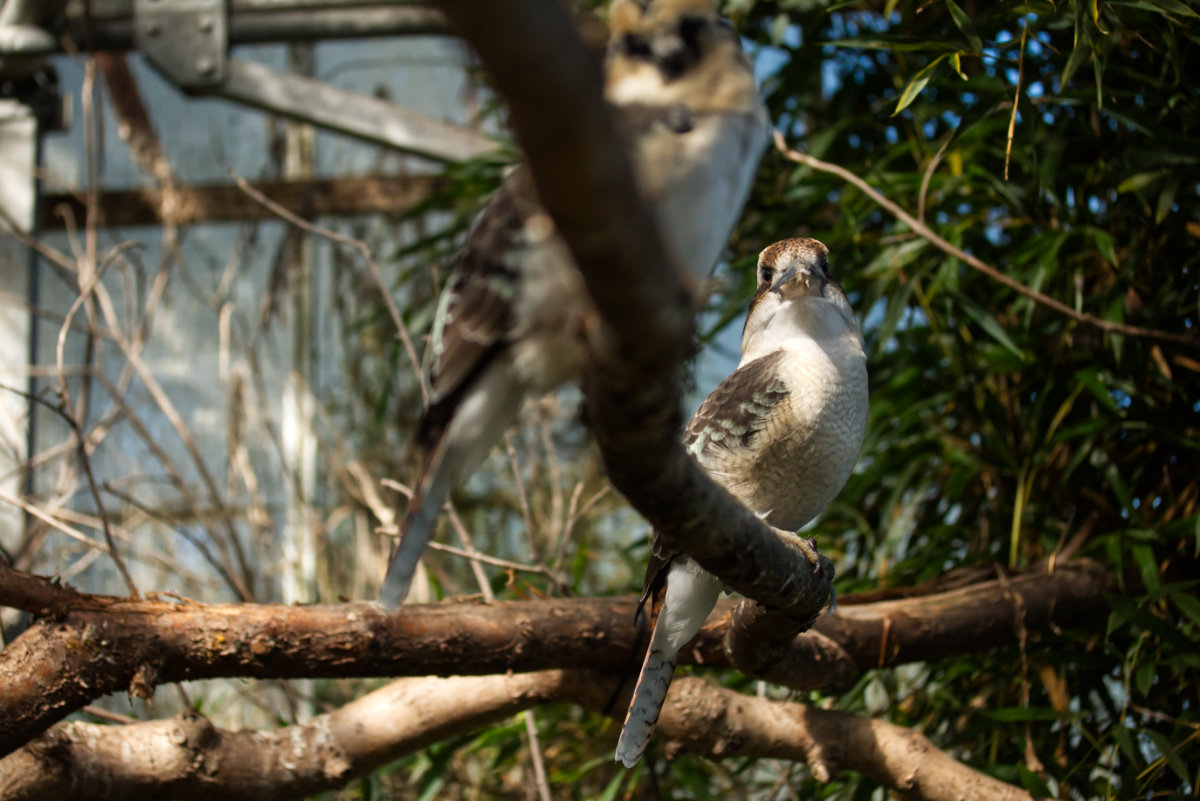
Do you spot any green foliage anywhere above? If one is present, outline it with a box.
[723,0,1199,798]
[337,1,1199,797]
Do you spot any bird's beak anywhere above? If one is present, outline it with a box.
[771,265,827,299]
[769,265,795,296]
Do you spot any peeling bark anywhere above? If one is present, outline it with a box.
[655,678,1037,801]
[0,559,1110,759]
[0,670,1036,801]
[0,673,568,801]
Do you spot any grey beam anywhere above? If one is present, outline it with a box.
[49,1,448,55]
[209,58,494,163]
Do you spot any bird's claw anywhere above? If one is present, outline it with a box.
[797,535,823,573]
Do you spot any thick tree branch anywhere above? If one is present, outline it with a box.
[435,0,834,677]
[0,669,1035,801]
[0,559,1110,758]
[653,678,1035,801]
[0,672,567,801]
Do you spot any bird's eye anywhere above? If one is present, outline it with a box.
[759,266,774,284]
[622,33,652,58]
[678,15,707,45]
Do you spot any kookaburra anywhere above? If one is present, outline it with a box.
[614,237,869,767]
[380,0,770,609]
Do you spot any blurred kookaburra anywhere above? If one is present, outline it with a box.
[614,237,869,767]
[380,0,770,609]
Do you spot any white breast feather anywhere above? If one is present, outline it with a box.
[713,298,869,532]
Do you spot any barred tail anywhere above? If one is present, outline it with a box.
[615,646,677,768]
[379,449,451,611]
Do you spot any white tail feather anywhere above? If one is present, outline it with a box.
[379,461,452,610]
[615,647,677,768]
[379,362,526,610]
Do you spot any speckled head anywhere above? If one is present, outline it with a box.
[754,237,834,300]
[742,237,859,353]
[606,0,744,92]
[610,0,720,34]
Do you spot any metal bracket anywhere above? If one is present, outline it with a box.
[134,0,228,90]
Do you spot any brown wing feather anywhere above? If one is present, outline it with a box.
[683,349,790,457]
[419,170,541,448]
[634,352,789,620]
[423,103,698,450]
[637,531,675,621]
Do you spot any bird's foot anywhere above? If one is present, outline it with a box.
[797,535,823,573]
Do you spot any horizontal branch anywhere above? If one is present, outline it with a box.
[0,672,563,801]
[41,174,443,229]
[655,677,1034,801]
[0,559,1111,758]
[0,669,1034,801]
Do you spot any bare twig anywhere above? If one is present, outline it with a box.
[537,408,565,552]
[504,432,537,558]
[917,134,953,226]
[380,479,569,594]
[773,130,1197,346]
[0,490,108,555]
[553,484,609,576]
[102,484,253,602]
[230,171,429,406]
[423,541,567,593]
[94,290,253,586]
[54,242,144,598]
[1004,25,1027,181]
[445,503,494,602]
[80,705,137,725]
[524,709,553,801]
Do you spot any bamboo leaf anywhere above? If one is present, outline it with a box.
[945,0,983,52]
[1145,730,1191,784]
[894,55,951,115]
[1116,171,1165,193]
[952,292,1026,359]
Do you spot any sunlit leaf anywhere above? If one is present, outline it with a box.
[893,54,950,115]
[1116,171,1165,193]
[822,36,962,52]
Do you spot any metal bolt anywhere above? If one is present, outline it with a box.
[144,21,161,36]
[195,57,215,76]
[198,16,213,33]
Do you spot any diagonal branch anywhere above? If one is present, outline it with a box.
[0,672,568,801]
[773,131,1197,347]
[435,0,835,669]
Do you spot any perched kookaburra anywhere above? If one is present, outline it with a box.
[379,0,770,609]
[614,237,869,767]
